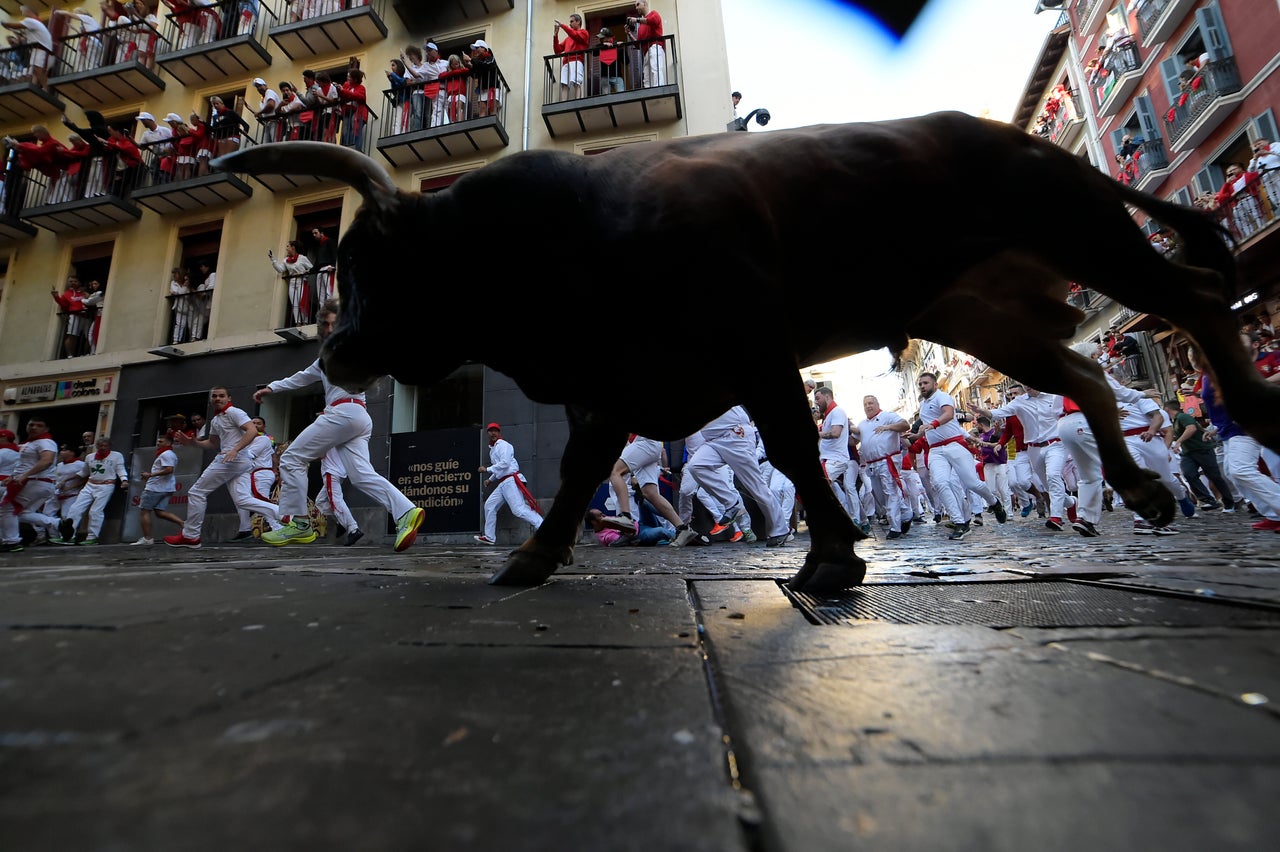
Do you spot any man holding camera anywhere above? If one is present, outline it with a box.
[626,1,665,88]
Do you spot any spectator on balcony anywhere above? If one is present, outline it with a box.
[399,45,428,130]
[49,135,93,204]
[309,226,336,302]
[164,112,197,181]
[160,0,216,51]
[83,279,104,355]
[187,110,214,175]
[232,0,258,36]
[338,66,368,150]
[104,125,142,197]
[270,241,313,327]
[4,125,63,211]
[1256,307,1275,339]
[207,95,248,156]
[2,6,54,89]
[168,266,192,343]
[1215,162,1265,241]
[55,8,104,71]
[192,259,215,340]
[386,57,413,133]
[247,76,281,142]
[1119,133,1140,160]
[50,274,89,359]
[420,43,449,127]
[314,70,342,143]
[626,1,664,88]
[468,39,499,117]
[553,13,590,102]
[596,28,624,94]
[440,53,470,123]
[1248,136,1280,210]
[134,111,171,184]
[275,81,305,140]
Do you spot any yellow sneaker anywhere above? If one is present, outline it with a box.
[262,520,317,546]
[394,507,425,552]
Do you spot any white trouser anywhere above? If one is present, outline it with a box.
[677,462,725,525]
[66,482,116,539]
[277,401,414,523]
[314,471,358,533]
[483,475,543,540]
[183,455,276,539]
[760,461,796,530]
[1058,413,1103,524]
[865,459,909,532]
[236,468,279,531]
[1,480,56,544]
[642,42,666,87]
[1027,441,1071,519]
[1224,434,1280,520]
[820,456,854,520]
[1008,452,1035,507]
[926,441,994,523]
[1124,433,1186,521]
[691,426,788,538]
[983,462,1010,511]
[901,468,931,516]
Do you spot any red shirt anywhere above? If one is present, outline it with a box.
[555,26,591,60]
[339,81,368,122]
[636,10,663,47]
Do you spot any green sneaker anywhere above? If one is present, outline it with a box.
[261,520,317,547]
[78,538,98,546]
[394,507,425,552]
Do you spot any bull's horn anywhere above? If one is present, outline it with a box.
[210,141,397,203]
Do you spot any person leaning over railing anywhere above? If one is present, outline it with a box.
[270,241,314,327]
[1215,163,1266,241]
[338,66,368,149]
[1249,137,1280,218]
[439,53,470,123]
[206,95,249,156]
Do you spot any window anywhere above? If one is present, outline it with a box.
[166,221,223,345]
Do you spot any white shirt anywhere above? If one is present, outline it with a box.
[15,437,56,477]
[258,87,281,117]
[856,411,906,462]
[54,459,87,495]
[817,402,850,461]
[198,271,216,292]
[139,123,173,152]
[209,404,252,460]
[986,393,1064,445]
[84,450,128,484]
[701,405,752,441]
[1249,143,1280,174]
[0,446,17,479]
[17,17,53,52]
[145,448,178,493]
[919,390,965,443]
[268,359,365,405]
[244,433,274,468]
[485,438,521,482]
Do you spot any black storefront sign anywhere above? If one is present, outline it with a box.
[389,428,482,534]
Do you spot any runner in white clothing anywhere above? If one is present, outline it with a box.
[854,395,912,539]
[315,446,362,546]
[687,406,791,546]
[973,383,1072,530]
[814,387,858,523]
[57,436,128,545]
[255,300,425,552]
[232,417,279,540]
[0,418,59,552]
[916,372,1007,540]
[474,423,543,545]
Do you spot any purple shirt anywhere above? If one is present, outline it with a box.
[978,428,1008,465]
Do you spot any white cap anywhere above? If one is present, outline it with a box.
[163,112,183,123]
[136,111,154,121]
[470,39,489,50]
[425,42,438,51]
[253,77,266,86]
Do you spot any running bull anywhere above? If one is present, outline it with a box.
[212,112,1280,593]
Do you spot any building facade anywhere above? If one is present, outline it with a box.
[0,1,732,542]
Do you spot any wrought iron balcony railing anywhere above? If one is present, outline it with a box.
[1165,56,1244,147]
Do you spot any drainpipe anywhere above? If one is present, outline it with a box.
[522,0,533,151]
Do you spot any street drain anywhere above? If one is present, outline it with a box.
[782,580,1280,628]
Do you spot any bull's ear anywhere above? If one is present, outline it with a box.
[211,141,398,208]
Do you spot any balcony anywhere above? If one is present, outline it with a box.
[1130,139,1170,192]
[0,1,55,13]
[0,43,65,123]
[1210,174,1279,248]
[1167,57,1244,153]
[249,105,379,190]
[0,210,36,245]
[49,19,167,109]
[7,154,143,234]
[271,0,388,61]
[1067,286,1109,315]
[1092,39,1143,117]
[129,133,255,216]
[1077,0,1107,35]
[540,36,681,138]
[1046,90,1084,149]
[391,0,513,31]
[1135,0,1196,46]
[375,70,510,168]
[164,290,213,346]
[50,309,98,361]
[155,0,275,88]
[278,270,335,329]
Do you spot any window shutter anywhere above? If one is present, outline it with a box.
[1196,0,1233,61]
[1135,95,1161,144]
[1158,55,1182,103]
[1251,109,1279,144]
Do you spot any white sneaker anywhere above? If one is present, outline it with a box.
[129,537,154,546]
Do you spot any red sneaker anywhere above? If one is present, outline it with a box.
[1251,518,1280,531]
[164,534,202,548]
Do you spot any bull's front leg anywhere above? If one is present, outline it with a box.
[747,380,867,595]
[488,412,628,587]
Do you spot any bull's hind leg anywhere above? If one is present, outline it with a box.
[745,371,866,595]
[488,412,629,586]
[932,320,1175,527]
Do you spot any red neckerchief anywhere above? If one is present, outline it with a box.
[30,431,53,442]
[155,446,169,459]
[820,399,837,420]
[0,440,16,453]
[94,449,109,460]
[285,251,299,263]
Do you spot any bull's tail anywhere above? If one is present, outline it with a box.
[1110,179,1237,299]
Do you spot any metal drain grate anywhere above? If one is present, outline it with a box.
[783,581,1280,628]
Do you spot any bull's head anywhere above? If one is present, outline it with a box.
[210,143,426,393]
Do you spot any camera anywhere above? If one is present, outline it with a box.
[755,109,770,126]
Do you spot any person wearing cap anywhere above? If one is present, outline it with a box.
[134,111,173,183]
[163,112,197,181]
[552,13,590,101]
[467,39,499,117]
[0,418,58,553]
[246,76,281,142]
[626,1,665,87]
[420,43,449,127]
[595,27,624,94]
[475,423,542,545]
[254,300,426,553]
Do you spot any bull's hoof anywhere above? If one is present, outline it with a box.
[787,553,867,595]
[1124,474,1176,527]
[487,551,558,586]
